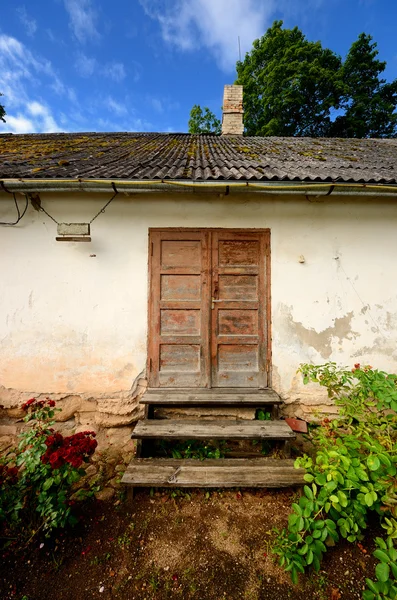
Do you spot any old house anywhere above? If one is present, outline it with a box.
[1,85,397,485]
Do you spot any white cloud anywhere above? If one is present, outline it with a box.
[17,6,38,37]
[139,0,332,72]
[139,0,274,71]
[0,35,63,104]
[64,0,99,44]
[102,62,126,82]
[0,35,65,133]
[105,96,128,116]
[75,52,96,77]
[75,55,127,82]
[0,102,62,134]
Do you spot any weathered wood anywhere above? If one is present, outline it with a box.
[131,419,295,440]
[148,229,271,389]
[55,236,91,242]
[122,458,305,487]
[141,388,281,405]
[211,230,270,388]
[148,230,210,388]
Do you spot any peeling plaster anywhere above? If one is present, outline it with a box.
[278,304,359,359]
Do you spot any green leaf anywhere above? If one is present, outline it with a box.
[337,491,348,507]
[367,456,381,471]
[306,549,314,565]
[388,547,397,562]
[314,540,327,553]
[297,544,308,556]
[290,568,298,585]
[315,474,326,486]
[365,493,374,507]
[312,554,320,572]
[304,486,314,500]
[375,561,390,583]
[312,530,321,539]
[304,502,314,518]
[362,591,375,600]
[365,579,379,594]
[292,503,302,516]
[391,562,397,579]
[42,477,54,491]
[375,536,388,550]
[288,513,298,527]
[373,549,390,564]
[304,474,314,483]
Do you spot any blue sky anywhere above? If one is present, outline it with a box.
[0,0,397,134]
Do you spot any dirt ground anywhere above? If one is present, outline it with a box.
[0,487,376,600]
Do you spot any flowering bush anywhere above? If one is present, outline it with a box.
[272,363,397,596]
[0,398,97,536]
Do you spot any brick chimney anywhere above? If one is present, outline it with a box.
[221,84,244,135]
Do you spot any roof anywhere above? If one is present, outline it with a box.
[1,132,397,184]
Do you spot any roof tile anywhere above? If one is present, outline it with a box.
[1,132,397,183]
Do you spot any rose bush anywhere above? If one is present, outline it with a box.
[0,398,97,537]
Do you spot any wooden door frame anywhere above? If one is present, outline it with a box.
[147,227,272,388]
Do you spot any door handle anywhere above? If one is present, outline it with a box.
[211,298,240,309]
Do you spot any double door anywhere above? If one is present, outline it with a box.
[148,229,270,388]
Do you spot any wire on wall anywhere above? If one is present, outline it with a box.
[0,192,29,226]
[34,189,119,225]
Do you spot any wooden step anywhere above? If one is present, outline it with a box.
[141,388,281,406]
[131,419,295,440]
[122,458,304,488]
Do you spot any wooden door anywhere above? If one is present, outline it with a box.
[148,229,270,388]
[148,230,210,388]
[211,231,269,388]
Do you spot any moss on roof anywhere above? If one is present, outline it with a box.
[1,132,397,183]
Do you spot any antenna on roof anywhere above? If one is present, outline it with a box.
[238,36,241,62]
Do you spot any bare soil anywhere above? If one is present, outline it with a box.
[0,488,376,600]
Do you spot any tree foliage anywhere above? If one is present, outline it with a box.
[235,21,343,137]
[188,104,221,134]
[0,93,5,123]
[235,22,397,138]
[331,33,397,138]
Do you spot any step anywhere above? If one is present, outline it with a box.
[141,388,281,406]
[121,458,304,488]
[131,419,295,440]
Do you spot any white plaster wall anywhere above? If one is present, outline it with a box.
[1,191,397,416]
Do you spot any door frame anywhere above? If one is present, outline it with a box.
[147,228,272,388]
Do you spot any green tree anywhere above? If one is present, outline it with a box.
[235,21,343,137]
[188,104,221,134]
[0,93,5,123]
[331,33,397,138]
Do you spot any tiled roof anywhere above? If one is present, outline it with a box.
[1,132,397,183]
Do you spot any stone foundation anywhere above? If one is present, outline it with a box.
[0,377,147,455]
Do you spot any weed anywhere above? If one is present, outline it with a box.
[117,531,132,549]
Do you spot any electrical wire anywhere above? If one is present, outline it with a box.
[0,193,28,226]
[35,189,119,225]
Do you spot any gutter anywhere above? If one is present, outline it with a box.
[1,178,397,197]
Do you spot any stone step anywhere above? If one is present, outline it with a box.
[121,458,304,488]
[131,419,295,441]
[141,388,281,406]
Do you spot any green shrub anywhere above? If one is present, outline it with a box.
[273,363,397,595]
[0,398,97,537]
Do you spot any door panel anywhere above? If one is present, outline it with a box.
[148,230,210,388]
[148,229,269,389]
[211,231,268,388]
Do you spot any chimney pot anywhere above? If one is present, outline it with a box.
[222,85,244,135]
